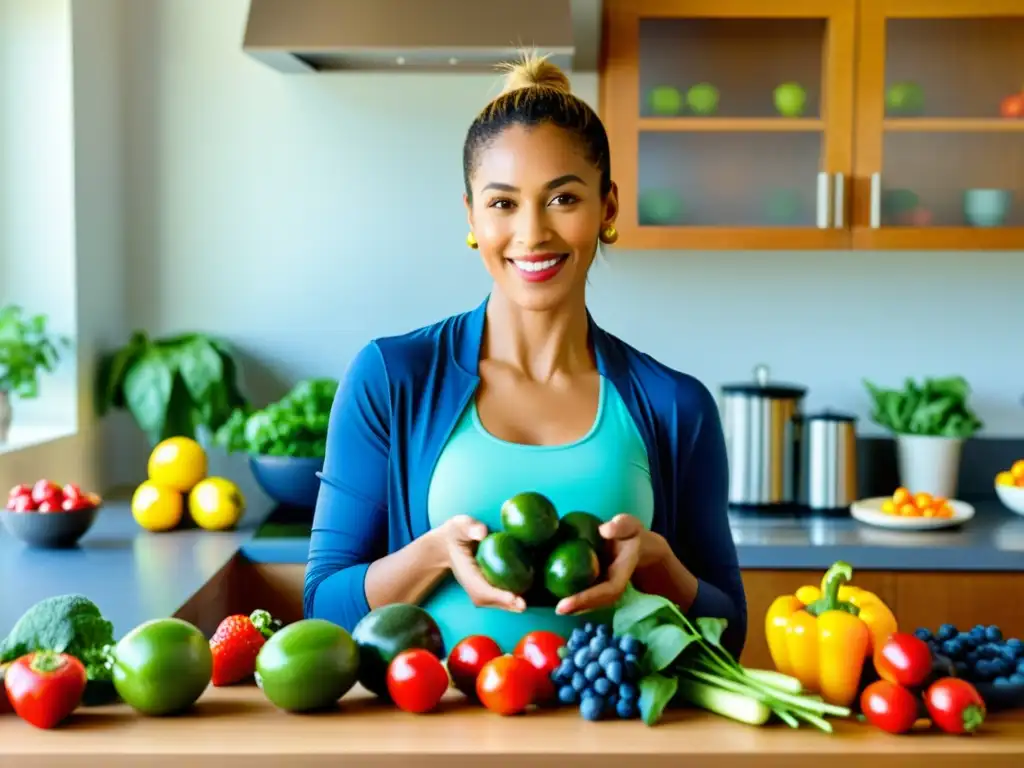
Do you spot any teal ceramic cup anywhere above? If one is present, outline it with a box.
[963,189,1011,227]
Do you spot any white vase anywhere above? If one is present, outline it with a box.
[0,390,11,444]
[895,434,964,499]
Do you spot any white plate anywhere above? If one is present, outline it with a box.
[850,497,975,530]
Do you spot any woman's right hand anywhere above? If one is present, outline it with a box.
[434,515,526,612]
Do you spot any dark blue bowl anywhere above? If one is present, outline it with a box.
[248,455,324,509]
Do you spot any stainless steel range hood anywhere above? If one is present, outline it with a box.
[242,0,602,74]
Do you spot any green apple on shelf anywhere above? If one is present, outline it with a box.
[774,83,807,117]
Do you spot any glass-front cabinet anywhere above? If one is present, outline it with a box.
[853,0,1024,248]
[600,0,1024,251]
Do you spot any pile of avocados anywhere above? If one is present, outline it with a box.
[476,492,606,605]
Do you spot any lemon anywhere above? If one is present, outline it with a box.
[188,477,246,531]
[147,436,208,492]
[996,471,1016,487]
[132,481,184,532]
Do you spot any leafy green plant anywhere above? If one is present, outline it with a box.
[213,378,337,458]
[863,375,983,438]
[96,331,248,446]
[0,305,71,398]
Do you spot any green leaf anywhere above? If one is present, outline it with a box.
[612,583,686,635]
[95,332,148,413]
[644,624,695,673]
[638,672,678,726]
[176,336,223,406]
[122,348,174,446]
[695,617,728,647]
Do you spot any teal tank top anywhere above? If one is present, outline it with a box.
[422,376,655,654]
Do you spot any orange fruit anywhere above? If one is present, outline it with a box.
[881,499,896,515]
[1011,460,1024,481]
[996,471,1015,487]
[913,492,933,509]
[892,487,912,506]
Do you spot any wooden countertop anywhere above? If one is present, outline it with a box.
[2,684,1024,767]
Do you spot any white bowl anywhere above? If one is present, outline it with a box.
[995,482,1024,516]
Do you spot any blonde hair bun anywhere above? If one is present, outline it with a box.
[498,51,572,95]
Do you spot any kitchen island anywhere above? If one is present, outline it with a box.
[2,494,1023,671]
[3,684,1024,767]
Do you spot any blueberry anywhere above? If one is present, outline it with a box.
[965,635,980,650]
[584,622,595,634]
[1010,673,1024,686]
[995,675,1011,686]
[558,685,578,704]
[580,695,603,721]
[975,660,993,680]
[996,658,1014,676]
[938,624,958,641]
[585,661,602,682]
[987,626,1003,642]
[941,639,961,658]
[606,694,619,713]
[1008,638,1023,650]
[619,635,640,655]
[589,635,609,654]
[594,677,612,696]
[596,624,613,638]
[606,660,624,685]
[569,628,589,650]
[616,697,637,719]
[966,650,980,664]
[914,627,933,641]
[557,658,576,681]
[574,648,592,669]
[625,652,639,665]
[618,681,638,700]
[1017,659,1024,676]
[571,672,587,692]
[581,687,597,699]
[598,647,621,667]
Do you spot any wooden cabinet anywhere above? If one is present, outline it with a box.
[600,0,1024,250]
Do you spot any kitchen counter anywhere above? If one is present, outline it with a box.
[3,494,1023,638]
[2,684,1024,767]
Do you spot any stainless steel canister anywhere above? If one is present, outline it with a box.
[797,411,859,512]
[720,365,806,508]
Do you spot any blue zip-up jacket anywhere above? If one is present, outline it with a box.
[304,297,748,659]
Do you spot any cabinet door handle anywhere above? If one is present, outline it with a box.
[870,172,882,229]
[833,173,845,228]
[816,171,831,229]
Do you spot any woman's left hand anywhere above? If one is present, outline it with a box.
[554,514,668,616]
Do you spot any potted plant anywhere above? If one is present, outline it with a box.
[213,378,337,509]
[0,305,71,444]
[863,375,983,498]
[96,330,249,447]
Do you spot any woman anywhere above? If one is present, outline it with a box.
[304,54,747,660]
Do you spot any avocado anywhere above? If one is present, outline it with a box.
[476,531,535,595]
[544,539,601,600]
[500,491,559,546]
[110,618,212,716]
[556,511,605,554]
[256,618,360,712]
[351,604,444,699]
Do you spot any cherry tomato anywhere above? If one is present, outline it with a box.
[386,649,450,714]
[925,678,986,734]
[513,630,566,703]
[874,632,933,688]
[476,654,535,716]
[3,651,86,729]
[447,635,502,698]
[860,680,920,735]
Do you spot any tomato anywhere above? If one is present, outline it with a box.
[31,479,62,506]
[860,680,920,735]
[9,494,35,513]
[925,678,986,734]
[874,632,933,688]
[447,635,502,698]
[476,654,535,716]
[385,649,450,714]
[513,630,566,703]
[3,652,86,729]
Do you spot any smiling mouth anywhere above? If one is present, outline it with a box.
[506,254,569,273]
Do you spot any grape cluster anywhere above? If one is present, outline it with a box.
[916,623,1024,686]
[550,622,645,721]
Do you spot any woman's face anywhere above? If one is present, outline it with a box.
[465,123,618,312]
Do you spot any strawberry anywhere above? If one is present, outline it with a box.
[210,609,279,686]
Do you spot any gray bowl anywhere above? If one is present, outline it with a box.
[0,505,99,548]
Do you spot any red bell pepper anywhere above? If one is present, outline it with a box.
[3,651,87,729]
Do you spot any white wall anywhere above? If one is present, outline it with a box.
[4,0,1023,492]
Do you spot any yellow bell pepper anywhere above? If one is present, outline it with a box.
[764,561,898,707]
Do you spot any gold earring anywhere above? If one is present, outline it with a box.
[466,232,478,249]
[599,225,618,245]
